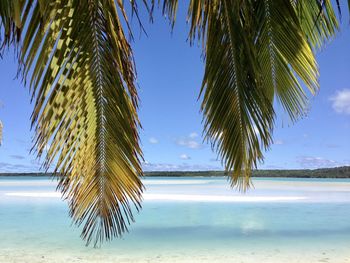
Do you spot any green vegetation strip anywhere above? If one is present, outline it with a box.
[1,166,350,178]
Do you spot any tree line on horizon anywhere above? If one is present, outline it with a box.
[2,166,350,178]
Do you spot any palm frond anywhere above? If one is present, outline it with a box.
[199,0,275,190]
[161,0,338,189]
[19,0,143,246]
[255,0,320,122]
[295,0,338,49]
[0,0,24,51]
[161,0,275,189]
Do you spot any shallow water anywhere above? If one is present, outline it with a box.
[0,176,350,262]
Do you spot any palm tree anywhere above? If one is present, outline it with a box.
[0,0,342,245]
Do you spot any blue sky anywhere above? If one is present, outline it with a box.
[1,5,350,172]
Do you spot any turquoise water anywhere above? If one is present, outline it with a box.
[0,176,350,262]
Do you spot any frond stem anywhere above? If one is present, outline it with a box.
[222,0,245,169]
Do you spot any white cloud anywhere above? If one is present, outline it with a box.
[274,139,284,145]
[177,139,201,149]
[324,143,340,149]
[176,133,203,149]
[262,164,284,169]
[296,156,339,169]
[10,155,25,160]
[189,132,198,139]
[180,154,191,160]
[0,161,41,173]
[330,89,350,114]
[142,161,221,171]
[149,137,159,144]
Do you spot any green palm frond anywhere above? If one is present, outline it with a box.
[160,0,339,189]
[18,0,143,246]
[0,0,23,50]
[196,0,275,190]
[295,0,338,49]
[256,0,338,120]
[256,0,320,122]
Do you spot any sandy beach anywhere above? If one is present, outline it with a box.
[1,247,349,263]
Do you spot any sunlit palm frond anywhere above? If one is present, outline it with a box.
[19,0,143,246]
[295,0,338,49]
[158,0,178,26]
[256,0,339,123]
[256,0,320,122]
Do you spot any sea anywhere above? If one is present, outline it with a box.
[0,176,349,262]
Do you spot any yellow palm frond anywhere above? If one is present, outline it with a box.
[19,0,144,246]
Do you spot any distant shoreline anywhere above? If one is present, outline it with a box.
[1,166,350,178]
